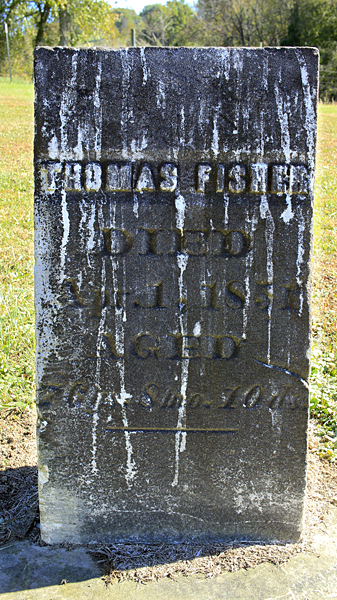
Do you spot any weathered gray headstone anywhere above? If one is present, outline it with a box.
[34,46,318,545]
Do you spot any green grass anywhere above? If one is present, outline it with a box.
[0,78,35,410]
[310,103,337,461]
[0,81,336,462]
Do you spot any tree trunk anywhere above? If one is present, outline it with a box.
[59,6,69,46]
[35,2,52,47]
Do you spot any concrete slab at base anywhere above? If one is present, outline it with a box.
[1,506,337,600]
[0,541,102,593]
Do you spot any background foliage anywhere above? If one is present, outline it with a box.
[1,0,337,98]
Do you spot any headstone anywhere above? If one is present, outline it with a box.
[34,46,318,545]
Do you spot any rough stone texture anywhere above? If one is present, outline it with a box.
[34,46,318,544]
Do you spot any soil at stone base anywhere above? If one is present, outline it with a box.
[0,408,38,543]
[0,407,336,583]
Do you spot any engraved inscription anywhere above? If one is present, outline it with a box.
[85,163,102,192]
[99,228,133,256]
[62,275,304,321]
[137,382,307,412]
[271,164,289,194]
[132,333,238,360]
[228,164,246,193]
[225,281,246,309]
[250,163,268,193]
[135,333,160,359]
[135,164,156,192]
[39,161,310,195]
[106,163,132,191]
[197,164,212,192]
[134,281,166,309]
[38,377,308,413]
[202,282,219,310]
[64,163,82,191]
[159,164,178,191]
[91,227,252,258]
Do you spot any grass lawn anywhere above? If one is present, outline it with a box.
[0,78,336,460]
[310,104,337,460]
[0,78,34,412]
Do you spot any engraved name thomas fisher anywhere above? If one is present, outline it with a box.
[39,161,310,195]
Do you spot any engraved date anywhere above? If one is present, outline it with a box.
[140,382,307,411]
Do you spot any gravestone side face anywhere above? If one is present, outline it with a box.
[34,47,318,544]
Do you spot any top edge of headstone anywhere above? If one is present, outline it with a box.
[34,45,319,54]
[33,43,319,166]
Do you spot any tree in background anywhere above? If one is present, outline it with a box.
[60,0,118,47]
[282,0,337,47]
[196,0,292,46]
[281,0,337,100]
[137,0,199,46]
[0,0,119,77]
[137,3,170,46]
[35,2,53,46]
[58,1,69,45]
[165,0,200,46]
[0,0,39,77]
[112,7,140,46]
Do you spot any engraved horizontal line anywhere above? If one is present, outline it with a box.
[105,427,238,433]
